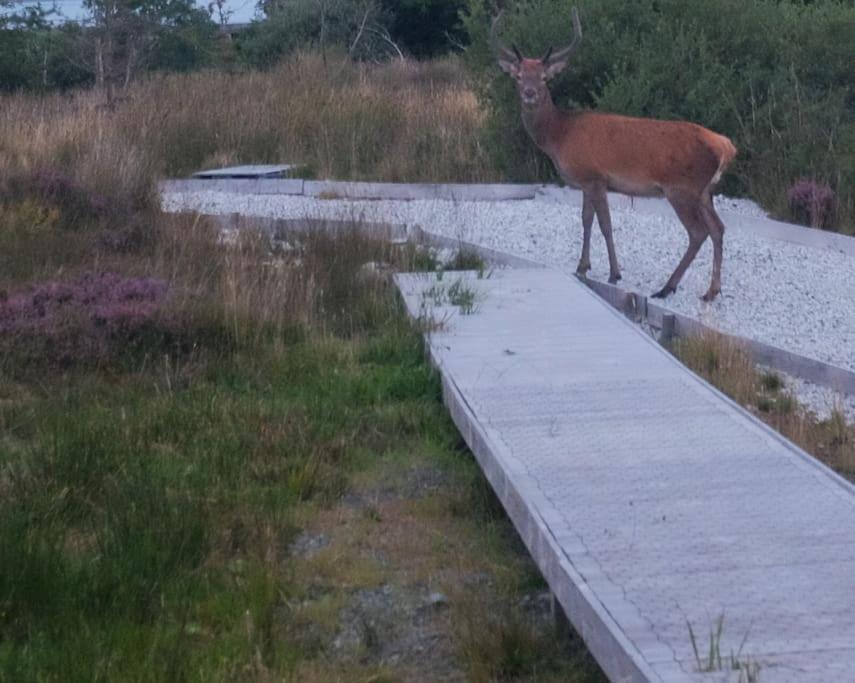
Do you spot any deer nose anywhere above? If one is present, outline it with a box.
[523,88,537,100]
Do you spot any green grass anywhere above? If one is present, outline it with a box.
[0,221,603,680]
[0,319,446,679]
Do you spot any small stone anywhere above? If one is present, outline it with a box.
[427,592,447,607]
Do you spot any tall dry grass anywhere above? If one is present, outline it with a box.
[127,52,496,182]
[672,332,854,478]
[1,52,485,372]
[0,51,495,189]
[0,51,495,288]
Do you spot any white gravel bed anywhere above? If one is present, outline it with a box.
[162,190,855,411]
[778,374,855,423]
[712,195,768,218]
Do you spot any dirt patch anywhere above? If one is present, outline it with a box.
[287,454,604,681]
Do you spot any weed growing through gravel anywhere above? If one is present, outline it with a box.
[444,246,487,274]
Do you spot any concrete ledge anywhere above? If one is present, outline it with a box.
[162,177,854,254]
[581,277,855,396]
[728,212,855,257]
[159,178,306,195]
[163,178,539,202]
[183,209,854,396]
[208,213,411,242]
[200,212,544,269]
[409,225,545,269]
[303,180,539,201]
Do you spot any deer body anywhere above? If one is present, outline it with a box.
[494,11,737,301]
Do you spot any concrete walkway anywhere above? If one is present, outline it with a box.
[395,268,855,682]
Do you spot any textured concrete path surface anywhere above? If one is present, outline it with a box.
[395,268,855,682]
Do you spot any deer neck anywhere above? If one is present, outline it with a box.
[520,93,560,153]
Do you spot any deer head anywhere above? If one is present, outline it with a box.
[491,8,582,109]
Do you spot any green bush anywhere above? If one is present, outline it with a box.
[464,0,855,232]
[236,0,397,68]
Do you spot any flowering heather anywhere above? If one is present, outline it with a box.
[3,168,108,228]
[788,178,835,228]
[0,272,174,368]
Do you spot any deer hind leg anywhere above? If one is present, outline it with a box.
[591,189,621,283]
[576,193,594,275]
[652,195,708,299]
[699,193,725,301]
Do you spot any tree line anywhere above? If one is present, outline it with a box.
[0,0,467,94]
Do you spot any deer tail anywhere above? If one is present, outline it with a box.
[710,134,737,185]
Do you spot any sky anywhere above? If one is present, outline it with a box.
[5,0,258,24]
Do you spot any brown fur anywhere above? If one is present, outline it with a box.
[501,53,737,300]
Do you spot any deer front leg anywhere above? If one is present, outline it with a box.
[591,190,621,283]
[576,193,594,276]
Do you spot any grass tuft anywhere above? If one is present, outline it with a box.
[672,332,854,478]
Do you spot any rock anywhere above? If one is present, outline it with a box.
[288,532,329,559]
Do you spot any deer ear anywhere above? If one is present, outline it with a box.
[498,57,519,77]
[543,58,568,80]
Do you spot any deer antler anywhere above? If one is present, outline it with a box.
[490,11,520,64]
[544,7,582,66]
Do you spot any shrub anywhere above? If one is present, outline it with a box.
[0,272,182,370]
[788,178,835,229]
[31,168,107,212]
[462,0,855,232]
[5,168,108,229]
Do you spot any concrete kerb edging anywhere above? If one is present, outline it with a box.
[580,278,855,397]
[200,210,854,396]
[160,177,855,256]
[393,275,661,683]
[570,270,855,504]
[206,213,546,270]
[159,178,541,202]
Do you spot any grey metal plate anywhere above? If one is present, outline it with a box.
[192,164,303,179]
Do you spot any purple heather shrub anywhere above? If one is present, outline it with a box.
[32,168,109,219]
[788,178,835,228]
[0,272,174,367]
[3,167,108,229]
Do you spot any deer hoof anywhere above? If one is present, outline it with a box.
[575,262,591,276]
[652,285,675,299]
[608,273,622,284]
[701,289,721,302]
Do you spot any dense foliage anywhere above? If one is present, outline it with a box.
[0,0,467,87]
[463,0,855,229]
[1,0,853,228]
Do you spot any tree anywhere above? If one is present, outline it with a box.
[379,0,466,57]
[242,0,396,66]
[82,0,215,104]
[0,1,53,90]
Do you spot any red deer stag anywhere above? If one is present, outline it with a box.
[492,8,737,301]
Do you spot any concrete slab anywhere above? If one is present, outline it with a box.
[303,180,538,201]
[396,267,855,682]
[159,178,306,195]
